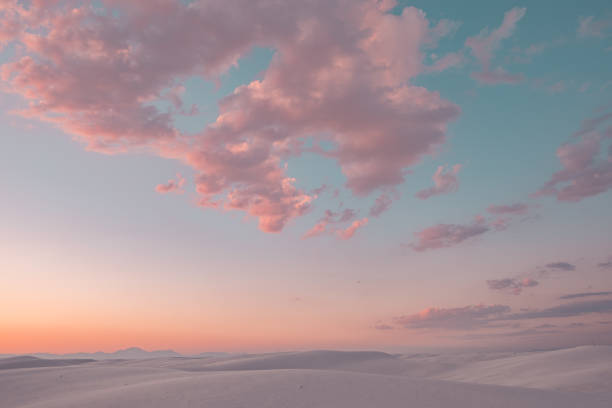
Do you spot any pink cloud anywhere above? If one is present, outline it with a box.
[416,164,461,199]
[409,218,489,252]
[487,202,529,215]
[302,219,328,239]
[156,174,185,194]
[394,304,510,330]
[466,7,526,84]
[535,113,612,202]
[0,0,461,233]
[426,51,464,73]
[337,218,368,240]
[303,208,357,239]
[577,16,612,38]
[368,191,397,217]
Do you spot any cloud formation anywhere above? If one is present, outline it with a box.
[535,111,612,202]
[302,208,358,239]
[368,192,394,217]
[387,299,612,331]
[545,262,576,272]
[577,16,612,38]
[408,217,489,252]
[599,260,612,269]
[487,278,539,295]
[337,218,368,240]
[487,203,529,216]
[559,292,612,300]
[394,304,510,330]
[416,164,461,199]
[500,300,612,321]
[465,7,526,84]
[0,0,461,233]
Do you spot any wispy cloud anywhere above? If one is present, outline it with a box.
[535,111,612,202]
[466,7,526,84]
[487,278,539,295]
[487,203,529,215]
[394,304,510,330]
[560,292,612,300]
[416,164,461,200]
[385,299,612,331]
[408,218,489,252]
[545,262,576,272]
[577,16,612,38]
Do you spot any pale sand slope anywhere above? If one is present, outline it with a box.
[0,356,95,370]
[430,345,612,392]
[1,348,611,408]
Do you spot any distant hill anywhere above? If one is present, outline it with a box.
[29,347,183,360]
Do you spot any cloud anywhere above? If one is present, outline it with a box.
[408,218,489,252]
[337,218,368,240]
[534,112,612,202]
[0,0,462,233]
[577,16,612,38]
[599,260,612,269]
[500,300,612,321]
[374,323,394,331]
[426,51,464,73]
[465,7,526,84]
[416,164,461,199]
[368,192,394,217]
[548,81,566,94]
[545,262,576,271]
[487,202,529,215]
[394,304,511,330]
[487,278,539,295]
[156,174,185,194]
[560,292,612,300]
[388,299,612,331]
[303,208,358,239]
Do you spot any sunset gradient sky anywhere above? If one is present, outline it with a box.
[1,0,611,354]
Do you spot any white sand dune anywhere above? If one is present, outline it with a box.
[0,356,95,370]
[430,345,612,392]
[1,348,611,407]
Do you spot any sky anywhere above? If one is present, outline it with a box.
[0,0,611,354]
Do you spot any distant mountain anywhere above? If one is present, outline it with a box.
[1,348,236,361]
[30,347,184,360]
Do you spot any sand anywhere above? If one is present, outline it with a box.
[1,347,611,407]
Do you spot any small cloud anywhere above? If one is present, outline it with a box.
[598,258,612,269]
[303,209,359,239]
[577,16,612,38]
[560,291,612,300]
[546,262,576,271]
[487,202,529,215]
[416,164,461,200]
[408,218,489,252]
[374,324,394,331]
[466,7,526,85]
[369,192,394,217]
[487,278,539,295]
[337,218,368,240]
[548,80,566,94]
[155,174,185,194]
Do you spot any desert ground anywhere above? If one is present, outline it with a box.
[1,346,611,408]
